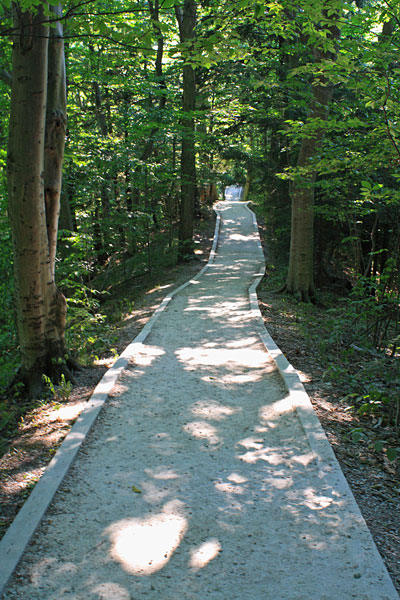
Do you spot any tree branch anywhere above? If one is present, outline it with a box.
[0,68,12,85]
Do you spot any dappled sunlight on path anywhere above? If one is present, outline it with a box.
[4,198,398,600]
[106,500,187,575]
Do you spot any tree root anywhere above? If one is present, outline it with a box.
[7,352,80,400]
[276,282,315,303]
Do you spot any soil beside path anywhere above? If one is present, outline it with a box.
[1,200,398,599]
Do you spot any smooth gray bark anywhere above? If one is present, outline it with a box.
[7,4,70,396]
[45,3,67,278]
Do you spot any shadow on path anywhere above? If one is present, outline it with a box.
[2,201,398,600]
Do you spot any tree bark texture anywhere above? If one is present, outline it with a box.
[45,3,67,278]
[7,5,69,396]
[176,0,196,261]
[285,12,340,301]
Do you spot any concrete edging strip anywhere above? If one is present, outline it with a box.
[245,203,399,598]
[0,208,223,595]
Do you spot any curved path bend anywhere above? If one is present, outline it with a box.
[1,200,398,599]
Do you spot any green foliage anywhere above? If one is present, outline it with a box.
[332,259,400,353]
[0,0,399,478]
[42,374,72,402]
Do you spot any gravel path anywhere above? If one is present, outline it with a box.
[2,198,398,599]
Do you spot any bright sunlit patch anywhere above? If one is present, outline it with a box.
[292,452,316,467]
[183,298,248,317]
[303,487,334,510]
[92,582,131,600]
[225,337,259,348]
[297,369,312,383]
[238,437,264,450]
[50,401,87,422]
[240,450,284,465]
[189,538,222,570]
[228,233,258,242]
[226,373,260,384]
[227,472,247,484]
[215,481,244,495]
[93,357,115,367]
[133,345,165,367]
[144,466,180,480]
[106,500,187,575]
[262,476,293,490]
[237,441,285,466]
[259,396,294,422]
[183,421,220,445]
[146,284,172,295]
[176,346,267,369]
[191,400,240,421]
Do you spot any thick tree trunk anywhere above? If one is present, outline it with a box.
[285,84,334,301]
[7,5,71,396]
[284,11,340,301]
[176,0,196,261]
[45,3,67,277]
[210,183,218,203]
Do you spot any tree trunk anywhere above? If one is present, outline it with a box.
[176,0,196,261]
[243,168,251,202]
[7,5,71,397]
[284,11,340,301]
[210,183,218,203]
[45,3,67,277]
[92,80,108,136]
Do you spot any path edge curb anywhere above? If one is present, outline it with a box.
[244,202,399,598]
[0,206,223,596]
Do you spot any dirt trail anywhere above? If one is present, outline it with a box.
[1,199,398,599]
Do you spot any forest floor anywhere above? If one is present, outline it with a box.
[0,206,399,594]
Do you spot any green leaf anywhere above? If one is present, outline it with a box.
[161,0,180,8]
[386,448,399,462]
[374,440,385,453]
[351,428,366,443]
[131,485,142,493]
[254,4,264,18]
[82,21,91,35]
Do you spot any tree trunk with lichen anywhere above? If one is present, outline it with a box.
[7,4,72,397]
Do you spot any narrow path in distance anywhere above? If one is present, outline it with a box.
[2,200,398,599]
